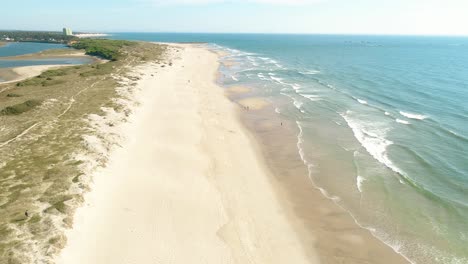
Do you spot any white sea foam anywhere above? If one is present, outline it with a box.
[296,121,307,162]
[399,111,428,120]
[257,73,269,81]
[226,48,256,57]
[271,76,285,84]
[258,57,275,63]
[293,100,304,109]
[300,93,322,102]
[396,119,410,125]
[357,175,366,193]
[274,63,285,69]
[300,70,321,75]
[340,111,404,176]
[385,112,391,116]
[231,76,239,81]
[357,99,368,105]
[292,83,301,90]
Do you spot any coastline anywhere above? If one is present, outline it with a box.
[232,93,410,263]
[215,49,410,263]
[56,43,316,263]
[55,43,409,263]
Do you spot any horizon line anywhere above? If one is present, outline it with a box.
[1,29,468,38]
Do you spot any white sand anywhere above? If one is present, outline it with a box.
[0,65,72,84]
[56,44,318,264]
[74,33,109,38]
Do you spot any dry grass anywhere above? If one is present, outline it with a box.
[0,41,167,264]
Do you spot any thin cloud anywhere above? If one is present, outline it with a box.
[140,0,325,5]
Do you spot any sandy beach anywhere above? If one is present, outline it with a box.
[74,33,109,38]
[55,43,409,264]
[56,44,317,264]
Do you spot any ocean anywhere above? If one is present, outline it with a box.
[112,33,467,263]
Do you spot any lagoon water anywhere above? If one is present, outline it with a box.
[0,42,66,57]
[0,42,93,69]
[0,57,93,68]
[112,33,468,263]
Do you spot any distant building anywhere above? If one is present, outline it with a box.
[63,28,73,36]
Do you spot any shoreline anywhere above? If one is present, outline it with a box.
[217,47,411,263]
[232,94,411,263]
[55,43,409,263]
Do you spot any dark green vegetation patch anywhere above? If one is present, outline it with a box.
[80,62,115,77]
[0,100,41,115]
[71,39,135,61]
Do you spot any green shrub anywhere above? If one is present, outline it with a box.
[0,100,41,115]
[71,39,134,61]
[17,77,43,87]
[38,69,68,78]
[41,79,65,86]
[80,62,114,77]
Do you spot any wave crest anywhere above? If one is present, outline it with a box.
[399,111,428,120]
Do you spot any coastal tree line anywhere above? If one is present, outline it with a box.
[70,39,135,61]
[0,31,76,44]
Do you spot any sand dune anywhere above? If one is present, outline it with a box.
[0,65,72,84]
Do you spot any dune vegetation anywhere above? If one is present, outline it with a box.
[0,39,166,264]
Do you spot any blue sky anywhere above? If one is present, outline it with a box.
[2,0,468,35]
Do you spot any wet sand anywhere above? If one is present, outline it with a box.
[230,91,410,264]
[238,97,271,110]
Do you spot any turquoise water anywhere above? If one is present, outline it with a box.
[0,42,92,69]
[112,33,468,263]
